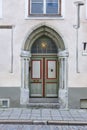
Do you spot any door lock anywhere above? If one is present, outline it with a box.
[33,80,39,82]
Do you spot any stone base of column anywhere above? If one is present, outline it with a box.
[59,89,68,109]
[20,88,29,105]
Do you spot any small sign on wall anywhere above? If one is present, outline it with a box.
[82,42,87,56]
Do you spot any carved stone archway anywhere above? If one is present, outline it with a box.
[20,24,69,108]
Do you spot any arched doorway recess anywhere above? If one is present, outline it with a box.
[20,25,69,108]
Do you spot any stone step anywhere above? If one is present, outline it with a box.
[27,103,60,109]
[29,98,59,103]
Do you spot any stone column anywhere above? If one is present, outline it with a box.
[64,57,68,90]
[25,58,30,89]
[20,50,31,105]
[21,57,25,89]
[58,50,69,109]
[59,58,64,89]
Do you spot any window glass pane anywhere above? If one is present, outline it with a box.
[46,3,58,14]
[46,0,58,3]
[0,0,2,18]
[31,3,43,14]
[30,0,59,15]
[31,36,58,53]
[32,0,43,2]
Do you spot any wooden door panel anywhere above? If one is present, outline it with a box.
[45,58,58,97]
[32,60,41,79]
[45,83,58,97]
[30,83,42,97]
[30,59,42,97]
[47,60,57,79]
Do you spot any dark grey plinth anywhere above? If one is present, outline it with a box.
[0,87,20,107]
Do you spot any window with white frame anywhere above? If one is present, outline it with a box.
[0,0,2,18]
[86,0,87,19]
[28,0,61,16]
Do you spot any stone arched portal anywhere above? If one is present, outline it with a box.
[20,24,69,109]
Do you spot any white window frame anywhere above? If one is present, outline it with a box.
[30,0,59,15]
[86,0,87,19]
[44,0,46,14]
[25,0,65,19]
[0,0,2,19]
[61,0,65,18]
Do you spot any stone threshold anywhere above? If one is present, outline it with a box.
[27,103,60,108]
[29,98,59,103]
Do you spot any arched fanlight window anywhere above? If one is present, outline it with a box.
[31,36,58,53]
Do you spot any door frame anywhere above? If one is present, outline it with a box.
[20,50,69,108]
[20,24,69,108]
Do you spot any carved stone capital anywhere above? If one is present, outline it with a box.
[21,50,31,58]
[58,50,69,58]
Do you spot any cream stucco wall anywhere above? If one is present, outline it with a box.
[0,0,87,88]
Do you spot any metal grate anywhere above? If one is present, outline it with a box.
[80,99,87,109]
[0,99,10,108]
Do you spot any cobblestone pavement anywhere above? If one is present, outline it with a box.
[0,124,87,130]
[0,108,87,129]
[0,108,87,121]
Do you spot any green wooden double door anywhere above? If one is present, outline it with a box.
[30,55,58,98]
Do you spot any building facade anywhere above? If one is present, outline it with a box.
[0,0,87,108]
